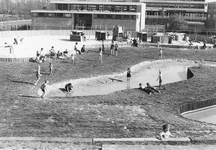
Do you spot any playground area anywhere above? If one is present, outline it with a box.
[0,29,214,61]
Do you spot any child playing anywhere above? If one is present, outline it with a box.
[65,83,73,92]
[34,65,42,85]
[160,124,172,140]
[40,80,49,98]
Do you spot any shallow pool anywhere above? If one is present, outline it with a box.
[183,106,216,124]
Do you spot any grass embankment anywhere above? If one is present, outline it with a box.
[1,46,216,139]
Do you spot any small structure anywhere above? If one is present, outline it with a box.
[151,33,168,43]
[95,31,106,41]
[70,30,85,42]
[137,32,147,42]
[112,26,124,41]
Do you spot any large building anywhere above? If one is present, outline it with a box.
[31,0,208,31]
[142,0,207,28]
[31,0,146,32]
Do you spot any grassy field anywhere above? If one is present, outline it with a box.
[1,46,216,141]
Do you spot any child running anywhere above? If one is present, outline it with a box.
[40,80,49,98]
[34,65,42,85]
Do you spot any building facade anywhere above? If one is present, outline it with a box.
[31,0,208,31]
[142,0,207,29]
[31,0,146,32]
[206,1,216,30]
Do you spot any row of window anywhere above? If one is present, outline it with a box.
[94,14,137,19]
[146,11,206,17]
[55,4,137,12]
[32,13,137,20]
[147,3,204,9]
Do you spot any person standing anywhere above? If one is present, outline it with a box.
[74,42,81,54]
[71,53,75,63]
[49,63,53,76]
[156,70,162,89]
[110,41,114,55]
[159,48,163,59]
[114,43,118,56]
[99,47,103,63]
[102,40,105,53]
[40,80,49,98]
[126,68,131,82]
[34,65,42,85]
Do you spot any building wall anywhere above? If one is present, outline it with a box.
[92,18,136,31]
[206,2,216,29]
[32,17,74,30]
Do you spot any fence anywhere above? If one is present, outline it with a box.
[180,98,216,114]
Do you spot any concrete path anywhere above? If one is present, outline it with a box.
[102,145,216,150]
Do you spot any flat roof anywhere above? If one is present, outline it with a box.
[31,10,140,15]
[50,1,143,5]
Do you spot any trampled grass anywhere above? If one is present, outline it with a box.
[1,46,216,139]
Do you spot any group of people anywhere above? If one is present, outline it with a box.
[34,64,73,98]
[126,67,163,95]
[110,40,119,56]
[138,82,160,95]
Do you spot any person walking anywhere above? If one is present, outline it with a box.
[34,65,42,85]
[40,80,49,98]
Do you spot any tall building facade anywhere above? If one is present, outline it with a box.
[31,0,146,31]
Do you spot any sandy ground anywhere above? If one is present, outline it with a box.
[0,36,113,58]
[38,59,199,98]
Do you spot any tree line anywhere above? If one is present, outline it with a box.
[0,0,50,21]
